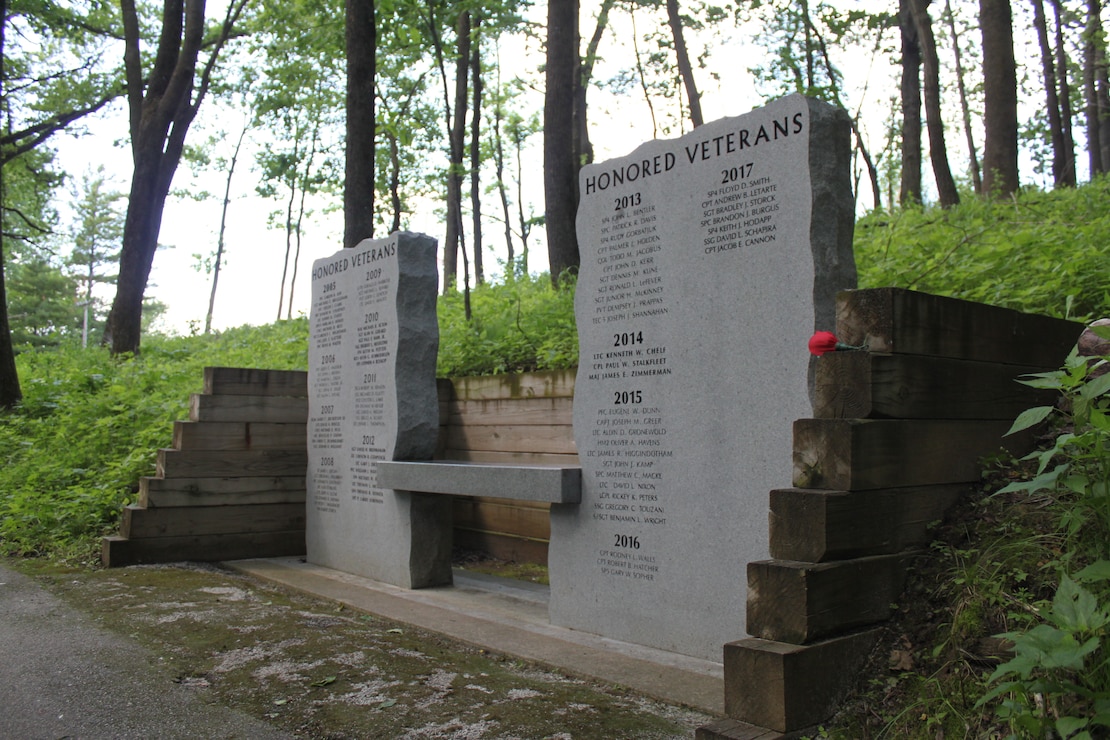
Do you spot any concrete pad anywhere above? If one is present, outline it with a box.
[228,556,724,715]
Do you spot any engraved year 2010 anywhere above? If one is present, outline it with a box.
[614,390,643,405]
[613,330,643,347]
[614,534,640,549]
[613,192,642,211]
[721,163,754,184]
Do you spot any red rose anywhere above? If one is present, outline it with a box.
[808,331,839,356]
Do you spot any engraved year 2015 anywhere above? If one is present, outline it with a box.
[613,390,643,405]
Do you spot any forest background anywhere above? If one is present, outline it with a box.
[5,0,1109,377]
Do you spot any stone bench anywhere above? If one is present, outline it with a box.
[376,461,582,504]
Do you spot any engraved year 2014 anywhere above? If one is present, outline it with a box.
[613,330,643,347]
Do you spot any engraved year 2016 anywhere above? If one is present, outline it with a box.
[721,163,754,183]
[614,534,640,549]
[614,390,643,405]
[613,330,643,347]
[613,192,642,211]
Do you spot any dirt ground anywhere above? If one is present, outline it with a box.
[18,559,713,739]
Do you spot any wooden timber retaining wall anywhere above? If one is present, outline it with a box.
[102,367,576,567]
[698,287,1084,739]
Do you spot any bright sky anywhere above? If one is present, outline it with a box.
[50,0,1049,335]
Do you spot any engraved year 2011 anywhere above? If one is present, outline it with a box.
[721,163,754,183]
[614,390,643,405]
[614,534,640,549]
[613,330,643,347]
[614,192,642,211]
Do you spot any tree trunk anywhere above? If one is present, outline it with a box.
[910,0,960,206]
[544,0,580,284]
[107,0,244,355]
[1085,0,1103,175]
[1050,0,1077,186]
[578,0,615,168]
[206,124,246,334]
[980,0,1020,196]
[444,10,470,292]
[469,16,484,286]
[899,0,923,205]
[666,0,703,128]
[344,0,376,248]
[943,0,982,193]
[1033,0,1070,187]
[0,0,21,408]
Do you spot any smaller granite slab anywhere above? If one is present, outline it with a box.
[306,232,449,588]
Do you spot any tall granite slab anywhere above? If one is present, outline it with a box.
[550,95,856,660]
[306,232,450,589]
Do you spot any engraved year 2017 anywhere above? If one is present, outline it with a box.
[614,192,642,211]
[721,163,754,183]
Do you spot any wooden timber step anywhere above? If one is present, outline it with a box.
[103,367,310,568]
[140,476,306,508]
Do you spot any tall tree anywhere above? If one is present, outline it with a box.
[909,0,959,206]
[666,0,703,128]
[1033,0,1075,187]
[69,168,124,347]
[942,0,982,192]
[545,0,580,284]
[469,14,484,286]
[105,0,249,354]
[0,0,19,408]
[1083,0,1110,175]
[899,0,923,204]
[1050,0,1077,185]
[345,0,376,248]
[980,0,1020,195]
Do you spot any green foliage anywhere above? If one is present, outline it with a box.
[0,320,308,561]
[855,179,1110,321]
[975,337,1110,737]
[436,273,578,377]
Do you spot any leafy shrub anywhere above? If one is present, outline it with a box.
[436,272,578,377]
[855,179,1110,321]
[0,320,308,561]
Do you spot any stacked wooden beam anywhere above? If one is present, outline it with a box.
[436,370,577,565]
[101,367,309,567]
[699,288,1082,739]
